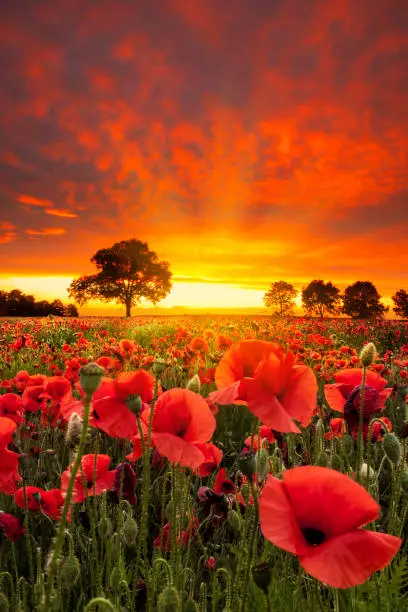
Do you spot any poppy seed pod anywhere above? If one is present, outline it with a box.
[158,586,180,612]
[360,342,377,368]
[60,555,80,589]
[383,434,401,465]
[125,394,143,415]
[97,516,112,539]
[153,359,167,375]
[227,509,241,532]
[186,374,201,394]
[251,561,272,593]
[79,363,105,395]
[237,451,257,480]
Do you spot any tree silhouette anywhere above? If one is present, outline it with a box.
[392,289,408,319]
[68,239,172,317]
[302,280,342,318]
[263,281,297,316]
[343,281,388,319]
[0,289,76,317]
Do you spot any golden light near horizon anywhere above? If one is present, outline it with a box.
[0,275,269,310]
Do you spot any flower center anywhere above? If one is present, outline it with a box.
[302,527,326,546]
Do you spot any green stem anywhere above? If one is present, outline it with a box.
[239,480,259,612]
[356,367,367,484]
[43,391,92,610]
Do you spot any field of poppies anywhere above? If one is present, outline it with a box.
[1,315,408,611]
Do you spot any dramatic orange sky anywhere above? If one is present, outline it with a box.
[0,0,407,312]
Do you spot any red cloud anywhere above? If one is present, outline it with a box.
[16,195,54,207]
[0,221,16,244]
[25,228,66,236]
[45,208,78,218]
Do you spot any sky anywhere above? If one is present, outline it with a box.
[0,0,407,312]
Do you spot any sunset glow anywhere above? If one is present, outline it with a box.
[0,0,407,312]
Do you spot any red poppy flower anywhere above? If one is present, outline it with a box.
[0,512,26,541]
[324,369,392,415]
[14,486,64,519]
[244,425,276,451]
[151,389,216,469]
[43,376,72,403]
[61,454,115,503]
[22,385,45,413]
[259,466,401,588]
[195,442,223,477]
[210,340,317,433]
[213,467,235,495]
[0,417,21,494]
[0,393,24,424]
[324,418,346,440]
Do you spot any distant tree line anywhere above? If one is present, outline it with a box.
[264,280,408,319]
[0,289,79,318]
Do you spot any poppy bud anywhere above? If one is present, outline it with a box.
[122,516,138,546]
[125,394,143,415]
[110,566,122,589]
[315,452,328,467]
[98,516,112,539]
[0,593,9,612]
[79,363,105,395]
[227,509,241,532]
[359,463,376,484]
[383,434,401,465]
[237,451,257,480]
[331,454,343,472]
[251,561,272,594]
[359,342,377,368]
[186,374,201,394]
[66,413,83,448]
[183,597,199,612]
[60,555,80,589]
[342,434,354,456]
[157,586,180,612]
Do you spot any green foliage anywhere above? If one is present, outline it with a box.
[263,281,297,316]
[302,279,342,318]
[343,281,388,319]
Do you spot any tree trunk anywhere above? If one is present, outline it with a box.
[125,301,131,317]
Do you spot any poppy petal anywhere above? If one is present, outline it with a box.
[209,381,243,406]
[377,388,393,411]
[244,380,300,433]
[335,369,387,392]
[324,384,348,413]
[283,466,379,537]
[259,475,308,556]
[153,432,205,469]
[299,530,401,588]
[280,365,317,426]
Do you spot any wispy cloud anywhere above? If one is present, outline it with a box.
[16,195,54,207]
[26,228,66,236]
[45,208,78,218]
[0,221,16,244]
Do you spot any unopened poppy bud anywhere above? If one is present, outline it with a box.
[237,451,257,480]
[97,516,112,539]
[125,394,143,415]
[122,516,138,546]
[315,452,328,467]
[183,597,199,612]
[60,555,80,589]
[152,359,167,375]
[186,374,201,394]
[331,454,343,472]
[66,413,83,448]
[359,463,376,484]
[251,561,272,594]
[0,593,9,612]
[383,433,401,465]
[227,509,241,532]
[342,434,354,456]
[79,362,105,394]
[110,565,122,589]
[158,586,180,612]
[359,342,377,368]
